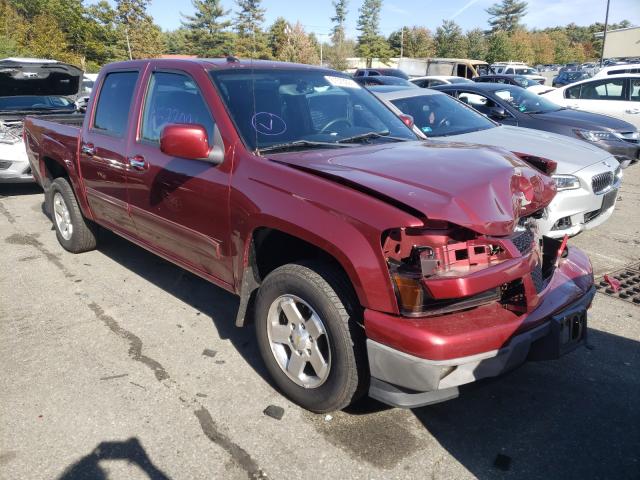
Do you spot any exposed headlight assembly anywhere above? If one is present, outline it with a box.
[574,129,617,142]
[552,174,581,191]
[0,121,22,145]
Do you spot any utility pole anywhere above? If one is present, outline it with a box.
[400,27,404,59]
[599,0,611,67]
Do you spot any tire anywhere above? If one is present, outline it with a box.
[49,177,97,253]
[254,261,368,413]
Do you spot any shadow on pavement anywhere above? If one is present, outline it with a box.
[413,328,640,479]
[57,438,171,480]
[0,183,42,197]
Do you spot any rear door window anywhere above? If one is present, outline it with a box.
[93,71,139,137]
[579,79,625,100]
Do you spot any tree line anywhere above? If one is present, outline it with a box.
[0,0,633,72]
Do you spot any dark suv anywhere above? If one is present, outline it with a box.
[353,68,409,80]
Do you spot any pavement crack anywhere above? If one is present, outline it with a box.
[0,200,16,223]
[5,232,74,278]
[194,407,268,480]
[87,302,169,381]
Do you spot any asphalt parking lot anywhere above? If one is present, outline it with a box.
[1,165,639,480]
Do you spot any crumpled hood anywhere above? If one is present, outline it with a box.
[0,58,82,97]
[268,141,556,236]
[452,125,612,174]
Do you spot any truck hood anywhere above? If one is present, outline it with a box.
[450,125,611,174]
[0,59,82,97]
[268,141,556,237]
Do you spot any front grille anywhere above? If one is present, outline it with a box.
[618,131,639,144]
[0,160,11,170]
[511,228,534,254]
[531,264,544,293]
[591,171,614,194]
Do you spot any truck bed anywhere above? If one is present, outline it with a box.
[29,113,85,127]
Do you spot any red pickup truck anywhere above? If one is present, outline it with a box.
[24,58,595,412]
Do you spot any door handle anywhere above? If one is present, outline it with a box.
[128,155,148,171]
[81,143,95,156]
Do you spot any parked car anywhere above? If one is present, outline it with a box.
[552,70,591,87]
[559,63,581,74]
[372,87,623,237]
[474,74,554,94]
[24,58,595,412]
[543,74,640,129]
[353,68,409,80]
[353,75,418,88]
[410,76,473,88]
[0,57,82,183]
[592,63,640,78]
[433,82,640,167]
[491,63,546,84]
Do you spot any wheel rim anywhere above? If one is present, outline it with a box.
[266,294,331,389]
[53,192,73,241]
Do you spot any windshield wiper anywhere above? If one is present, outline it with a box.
[337,130,408,144]
[259,140,354,154]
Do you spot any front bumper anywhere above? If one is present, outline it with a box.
[0,140,33,183]
[365,247,595,408]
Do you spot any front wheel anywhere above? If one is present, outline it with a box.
[254,262,367,413]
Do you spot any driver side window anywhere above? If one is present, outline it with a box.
[140,71,215,145]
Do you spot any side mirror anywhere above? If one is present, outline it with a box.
[488,106,507,120]
[399,113,414,128]
[160,123,224,165]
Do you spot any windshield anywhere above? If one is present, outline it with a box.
[494,87,561,113]
[514,68,538,75]
[210,69,417,151]
[390,93,495,137]
[564,71,587,81]
[512,76,539,87]
[0,95,75,112]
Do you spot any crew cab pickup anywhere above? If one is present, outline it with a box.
[23,59,595,412]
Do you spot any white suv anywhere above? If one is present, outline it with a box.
[491,63,547,84]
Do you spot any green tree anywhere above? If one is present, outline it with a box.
[486,0,527,34]
[163,28,190,54]
[356,0,392,67]
[509,29,534,63]
[234,0,270,58]
[280,22,319,64]
[84,1,121,66]
[267,17,289,60]
[182,0,232,57]
[328,0,350,70]
[465,28,488,60]
[434,20,466,58]
[530,32,554,64]
[486,31,514,63]
[388,26,434,58]
[548,30,573,64]
[0,0,29,56]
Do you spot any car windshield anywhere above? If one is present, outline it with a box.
[565,71,587,81]
[0,95,75,112]
[514,68,537,75]
[512,76,539,87]
[390,93,495,137]
[209,69,417,151]
[493,87,561,113]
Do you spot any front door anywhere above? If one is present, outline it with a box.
[79,70,140,234]
[125,68,234,285]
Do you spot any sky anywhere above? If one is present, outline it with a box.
[96,0,640,37]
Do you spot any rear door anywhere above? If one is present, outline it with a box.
[79,68,142,234]
[623,78,640,128]
[565,77,629,121]
[125,66,234,285]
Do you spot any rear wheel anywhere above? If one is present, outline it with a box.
[255,261,367,412]
[49,177,97,253]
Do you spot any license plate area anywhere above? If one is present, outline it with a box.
[555,310,587,353]
[600,188,618,211]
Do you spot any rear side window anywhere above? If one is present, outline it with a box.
[140,71,215,144]
[580,79,625,100]
[93,71,138,136]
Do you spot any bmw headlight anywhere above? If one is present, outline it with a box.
[552,174,581,191]
[574,129,617,142]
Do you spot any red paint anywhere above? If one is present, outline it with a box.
[160,124,210,160]
[22,58,595,364]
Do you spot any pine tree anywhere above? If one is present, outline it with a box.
[388,26,434,58]
[234,0,270,58]
[434,20,467,58]
[268,17,289,60]
[465,28,488,60]
[182,0,232,57]
[328,0,349,70]
[356,0,392,67]
[486,0,528,34]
